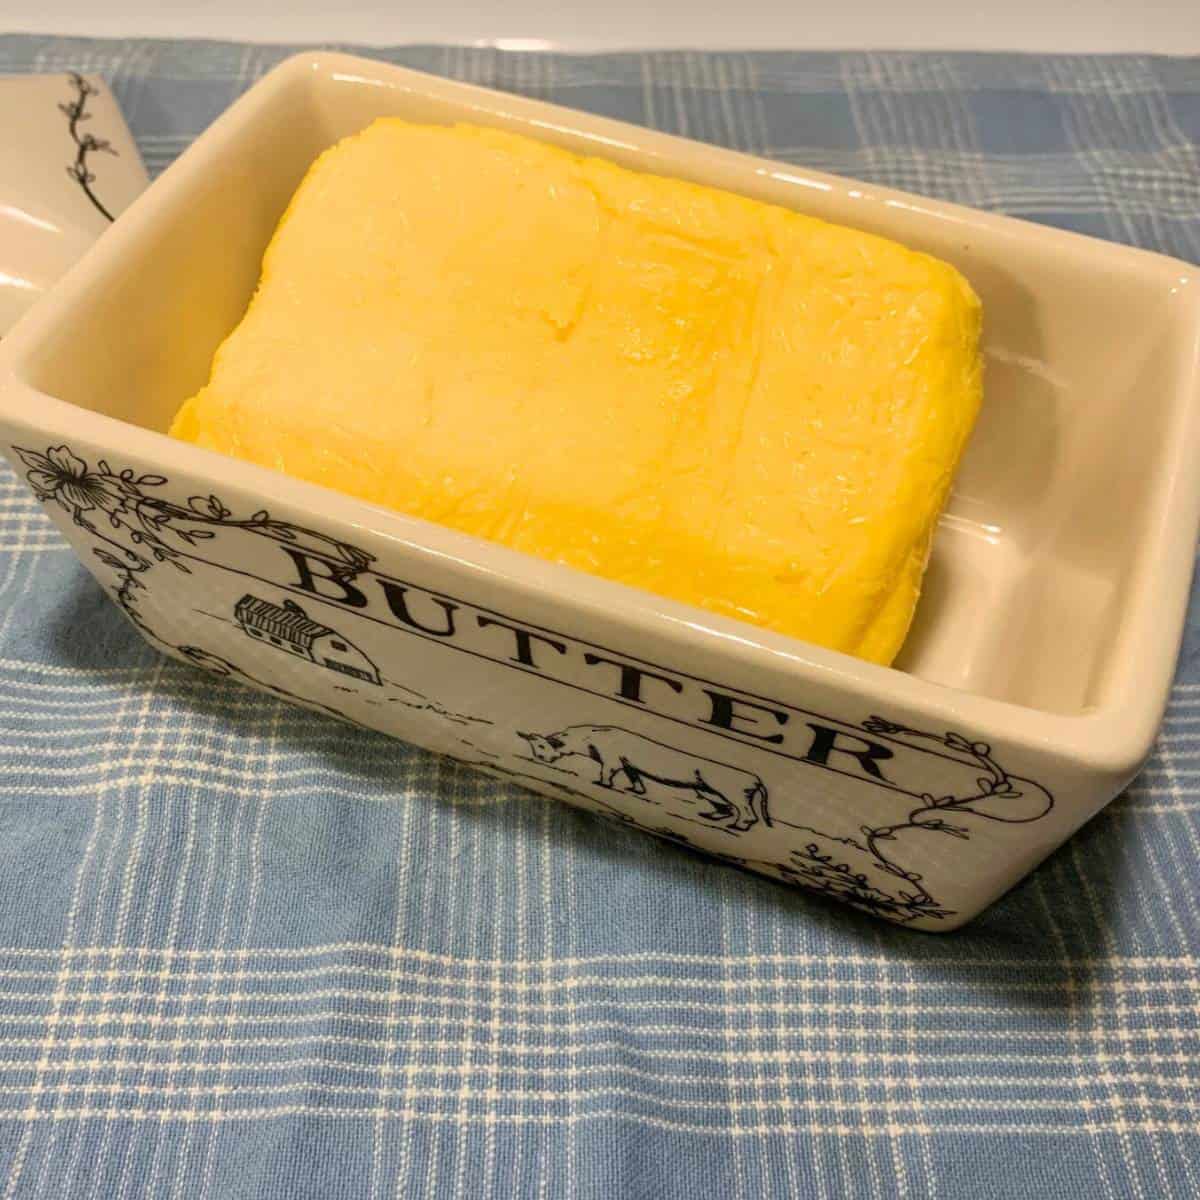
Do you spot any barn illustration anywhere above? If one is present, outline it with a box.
[233,595,381,685]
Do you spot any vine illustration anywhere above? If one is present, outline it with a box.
[742,717,1054,922]
[60,72,118,222]
[12,443,1056,926]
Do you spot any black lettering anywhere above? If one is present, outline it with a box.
[803,724,894,782]
[476,616,567,668]
[284,548,368,608]
[582,653,684,705]
[702,690,788,743]
[379,580,458,636]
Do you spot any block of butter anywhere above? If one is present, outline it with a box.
[171,119,982,665]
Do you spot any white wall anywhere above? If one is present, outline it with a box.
[4,0,1198,54]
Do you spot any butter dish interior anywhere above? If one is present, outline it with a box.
[169,118,983,669]
[17,59,1197,718]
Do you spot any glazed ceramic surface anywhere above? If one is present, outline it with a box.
[0,72,146,333]
[1,53,1198,929]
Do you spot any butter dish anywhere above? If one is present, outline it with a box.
[1,53,1197,929]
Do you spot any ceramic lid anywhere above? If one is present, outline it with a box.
[0,71,147,334]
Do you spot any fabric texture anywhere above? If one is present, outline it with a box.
[0,36,1198,1199]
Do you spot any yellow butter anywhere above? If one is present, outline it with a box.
[171,119,982,665]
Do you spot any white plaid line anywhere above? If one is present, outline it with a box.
[373,747,421,1200]
[480,747,515,1197]
[0,722,128,740]
[4,1099,1200,1139]
[2,1028,1198,1072]
[711,57,749,159]
[0,1079,1195,1122]
[1111,802,1200,814]
[741,56,772,166]
[2,961,1192,1001]
[933,52,993,213]
[0,656,211,677]
[141,751,208,1198]
[666,52,691,139]
[0,774,472,807]
[735,857,781,1197]
[188,743,258,1193]
[764,881,806,1195]
[711,53,746,155]
[201,721,268,1200]
[0,745,304,767]
[0,683,379,723]
[1,1054,1196,1097]
[0,695,198,717]
[1,944,1194,971]
[165,767,231,1196]
[874,949,915,1200]
[0,722,388,761]
[0,729,365,762]
[0,677,290,708]
[717,875,750,1200]
[0,534,66,550]
[639,55,659,133]
[904,950,936,1200]
[1071,837,1157,1200]
[682,52,714,149]
[1070,825,1152,1190]
[31,992,1200,1021]
[446,714,491,1200]
[500,749,534,1200]
[530,797,555,1198]
[828,955,856,1190]
[561,746,580,1198]
[858,917,895,1199]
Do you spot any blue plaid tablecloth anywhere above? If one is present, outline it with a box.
[0,36,1198,1199]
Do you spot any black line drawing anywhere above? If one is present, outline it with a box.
[60,73,117,223]
[11,443,1057,924]
[10,445,372,634]
[235,594,382,685]
[174,645,379,732]
[8,444,483,731]
[518,725,770,832]
[511,718,1053,923]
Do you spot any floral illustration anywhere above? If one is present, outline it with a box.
[12,444,374,638]
[15,445,140,514]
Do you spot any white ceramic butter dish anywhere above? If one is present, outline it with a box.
[1,53,1197,929]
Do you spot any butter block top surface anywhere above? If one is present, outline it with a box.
[171,119,982,665]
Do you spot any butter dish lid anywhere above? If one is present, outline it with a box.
[0,72,148,335]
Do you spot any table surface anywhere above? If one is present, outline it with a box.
[5,0,1200,54]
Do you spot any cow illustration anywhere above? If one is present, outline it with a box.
[517,725,770,832]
